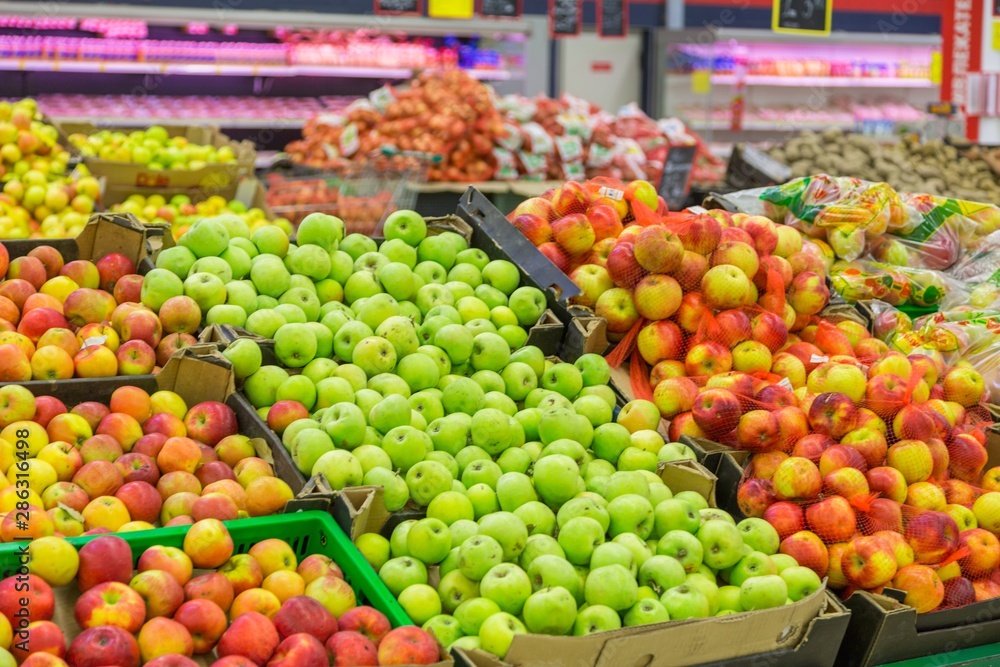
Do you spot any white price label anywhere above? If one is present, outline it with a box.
[809,354,830,364]
[598,186,625,201]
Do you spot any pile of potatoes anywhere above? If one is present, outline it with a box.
[766,128,1000,202]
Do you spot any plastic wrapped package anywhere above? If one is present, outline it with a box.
[830,260,962,308]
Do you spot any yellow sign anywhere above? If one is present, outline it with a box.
[428,0,474,18]
[930,50,942,85]
[993,21,1000,50]
[772,0,832,36]
[692,70,711,94]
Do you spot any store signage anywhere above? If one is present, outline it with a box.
[658,145,697,211]
[598,0,628,38]
[942,0,983,138]
[375,0,422,15]
[772,0,832,35]
[550,0,581,37]
[480,0,521,18]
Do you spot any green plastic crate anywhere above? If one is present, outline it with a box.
[0,511,410,628]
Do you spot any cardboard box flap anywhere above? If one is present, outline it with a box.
[156,344,235,405]
[658,459,717,507]
[336,484,389,542]
[493,587,827,667]
[75,212,150,267]
[425,214,474,244]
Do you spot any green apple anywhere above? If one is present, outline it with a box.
[449,263,482,287]
[737,517,781,555]
[311,449,362,490]
[249,255,291,298]
[574,353,611,387]
[276,375,316,409]
[654,499,700,538]
[422,614,463,649]
[780,565,823,601]
[657,530,704,573]
[332,363,367,391]
[660,583,710,619]
[489,305,518,329]
[256,295,279,311]
[179,218,229,258]
[182,272,226,312]
[454,597,501,637]
[468,408,511,456]
[496,446,531,474]
[315,279,343,304]
[415,284,455,317]
[397,583,441,625]
[541,363,584,399]
[339,233,376,260]
[729,551,778,587]
[138,268,184,312]
[383,209,427,247]
[717,584,743,613]
[607,494,654,540]
[155,245,197,278]
[222,338,262,380]
[343,271,382,304]
[497,325,527,350]
[437,570,479,615]
[590,542,635,575]
[326,250,354,284]
[558,516,605,565]
[291,428,333,474]
[470,332,510,373]
[518,535,564,574]
[623,598,669,627]
[333,321,375,361]
[456,296,489,324]
[466,483,500,519]
[455,248,489,270]
[351,336,397,377]
[495,472,538,512]
[406,460,453,506]
[523,585,577,635]
[375,316,419,359]
[459,534,504,581]
[376,262,415,301]
[243,310,285,339]
[591,422,631,465]
[638,554,687,595]
[578,385,617,408]
[395,354,440,393]
[252,225,290,257]
[479,562,531,615]
[445,281,474,302]
[414,261,447,285]
[509,346,545,378]
[321,402,366,449]
[474,285,508,311]
[190,256,233,283]
[478,612,525,659]
[674,490,709,512]
[320,309,352,337]
[481,259,520,295]
[381,425,431,472]
[612,533,653,569]
[450,519,478,546]
[297,212,344,251]
[512,501,556,538]
[410,390,444,424]
[364,467,410,511]
[572,604,621,636]
[452,440,487,474]
[417,315,453,346]
[354,251,390,276]
[274,304,307,324]
[697,520,744,571]
[461,459,502,490]
[230,237,258,259]
[224,280,257,314]
[366,394,409,435]
[556,497,610,533]
[243,365,289,408]
[573,395,613,428]
[739,574,788,611]
[379,238,418,267]
[427,491,474,526]
[601,471,650,501]
[353,444,392,474]
[301,357,337,384]
[406,517,452,564]
[477,511,528,562]
[584,564,637,612]
[218,246,251,281]
[356,533,391,573]
[379,556,427,596]
[272,323,317,368]
[532,454,579,508]
[657,443,698,463]
[441,377,485,415]
[508,286,547,326]
[418,235,457,269]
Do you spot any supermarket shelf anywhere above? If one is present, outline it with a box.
[709,74,936,88]
[0,2,535,35]
[688,120,857,131]
[0,59,523,81]
[50,116,308,130]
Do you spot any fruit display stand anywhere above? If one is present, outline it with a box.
[0,510,455,666]
[690,431,1000,667]
[59,121,256,190]
[443,460,849,667]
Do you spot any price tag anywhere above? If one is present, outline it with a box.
[429,0,474,18]
[772,0,831,35]
[480,0,521,17]
[692,70,711,94]
[375,0,421,15]
[658,145,697,211]
[930,50,943,85]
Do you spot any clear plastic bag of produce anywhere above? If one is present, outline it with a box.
[830,260,963,308]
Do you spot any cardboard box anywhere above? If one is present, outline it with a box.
[3,211,160,269]
[60,121,255,190]
[452,459,843,667]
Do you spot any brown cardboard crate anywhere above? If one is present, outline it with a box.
[449,459,843,667]
[61,121,255,190]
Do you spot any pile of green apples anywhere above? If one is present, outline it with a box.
[67,124,239,171]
